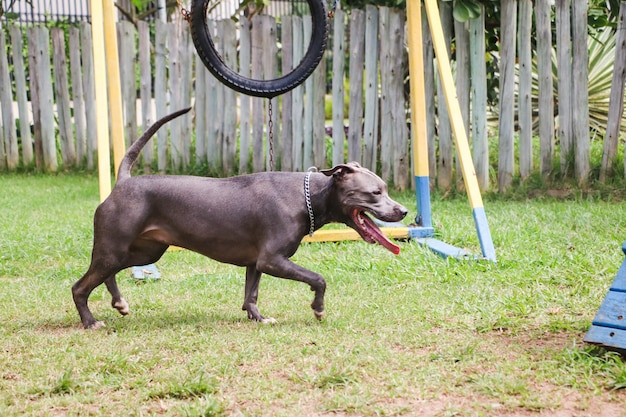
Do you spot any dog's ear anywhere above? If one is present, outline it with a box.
[321,162,360,179]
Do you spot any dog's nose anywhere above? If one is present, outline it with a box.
[397,206,408,218]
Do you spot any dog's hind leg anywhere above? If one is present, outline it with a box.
[72,266,120,329]
[242,266,275,323]
[105,276,129,316]
[106,241,168,317]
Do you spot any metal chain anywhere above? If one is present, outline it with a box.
[177,0,191,22]
[304,170,315,236]
[328,0,339,18]
[267,99,274,171]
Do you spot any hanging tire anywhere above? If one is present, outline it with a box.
[190,0,329,98]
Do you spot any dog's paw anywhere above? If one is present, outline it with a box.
[313,310,325,321]
[113,298,130,315]
[86,321,106,330]
[260,317,277,324]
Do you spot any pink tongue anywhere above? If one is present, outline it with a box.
[361,213,401,255]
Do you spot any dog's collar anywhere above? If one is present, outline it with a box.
[304,168,317,237]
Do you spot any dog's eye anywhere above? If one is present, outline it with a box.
[372,190,382,196]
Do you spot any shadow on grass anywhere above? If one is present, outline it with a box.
[30,306,314,333]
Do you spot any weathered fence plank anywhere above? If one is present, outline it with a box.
[154,19,168,171]
[348,9,365,163]
[331,10,346,167]
[239,18,251,173]
[422,6,436,187]
[390,8,408,190]
[220,18,238,174]
[118,21,137,152]
[379,7,392,182]
[303,16,314,170]
[138,20,154,166]
[497,0,516,192]
[454,18,469,191]
[280,17,293,172]
[79,22,97,170]
[556,0,573,172]
[572,0,590,183]
[251,15,265,172]
[363,5,379,171]
[52,27,76,167]
[536,0,554,175]
[262,15,279,170]
[291,15,304,172]
[9,25,32,167]
[379,7,408,189]
[179,23,192,169]
[435,0,453,190]
[518,0,533,180]
[601,1,626,181]
[168,22,183,170]
[29,26,57,171]
[312,57,326,169]
[69,27,87,165]
[0,28,17,169]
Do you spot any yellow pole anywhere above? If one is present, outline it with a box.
[90,0,112,202]
[102,0,126,177]
[423,0,482,209]
[406,0,432,228]
[407,0,428,179]
[423,0,496,261]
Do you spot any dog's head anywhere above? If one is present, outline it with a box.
[321,162,408,254]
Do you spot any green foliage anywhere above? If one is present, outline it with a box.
[442,0,482,22]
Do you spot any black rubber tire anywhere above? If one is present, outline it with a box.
[190,0,328,98]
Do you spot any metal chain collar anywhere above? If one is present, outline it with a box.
[304,168,317,237]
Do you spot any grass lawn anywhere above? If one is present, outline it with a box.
[1,173,626,416]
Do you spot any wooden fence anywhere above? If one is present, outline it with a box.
[0,3,620,191]
[0,8,414,188]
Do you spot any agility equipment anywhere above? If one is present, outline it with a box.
[584,242,626,354]
[307,0,496,262]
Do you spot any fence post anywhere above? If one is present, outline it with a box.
[363,5,379,171]
[29,26,57,172]
[0,28,17,169]
[9,25,32,167]
[69,27,87,166]
[348,9,365,164]
[331,9,346,167]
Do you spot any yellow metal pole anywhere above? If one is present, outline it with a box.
[90,0,112,202]
[407,0,428,179]
[406,0,432,229]
[423,0,496,261]
[423,0,482,208]
[102,0,126,177]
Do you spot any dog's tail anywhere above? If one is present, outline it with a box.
[117,107,192,182]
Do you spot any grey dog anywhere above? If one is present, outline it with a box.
[72,107,408,329]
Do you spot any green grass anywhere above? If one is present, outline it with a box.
[1,173,626,416]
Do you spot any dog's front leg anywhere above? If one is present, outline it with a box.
[242,266,275,323]
[256,256,326,320]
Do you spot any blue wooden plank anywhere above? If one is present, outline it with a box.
[591,290,626,330]
[610,257,626,292]
[584,325,626,355]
